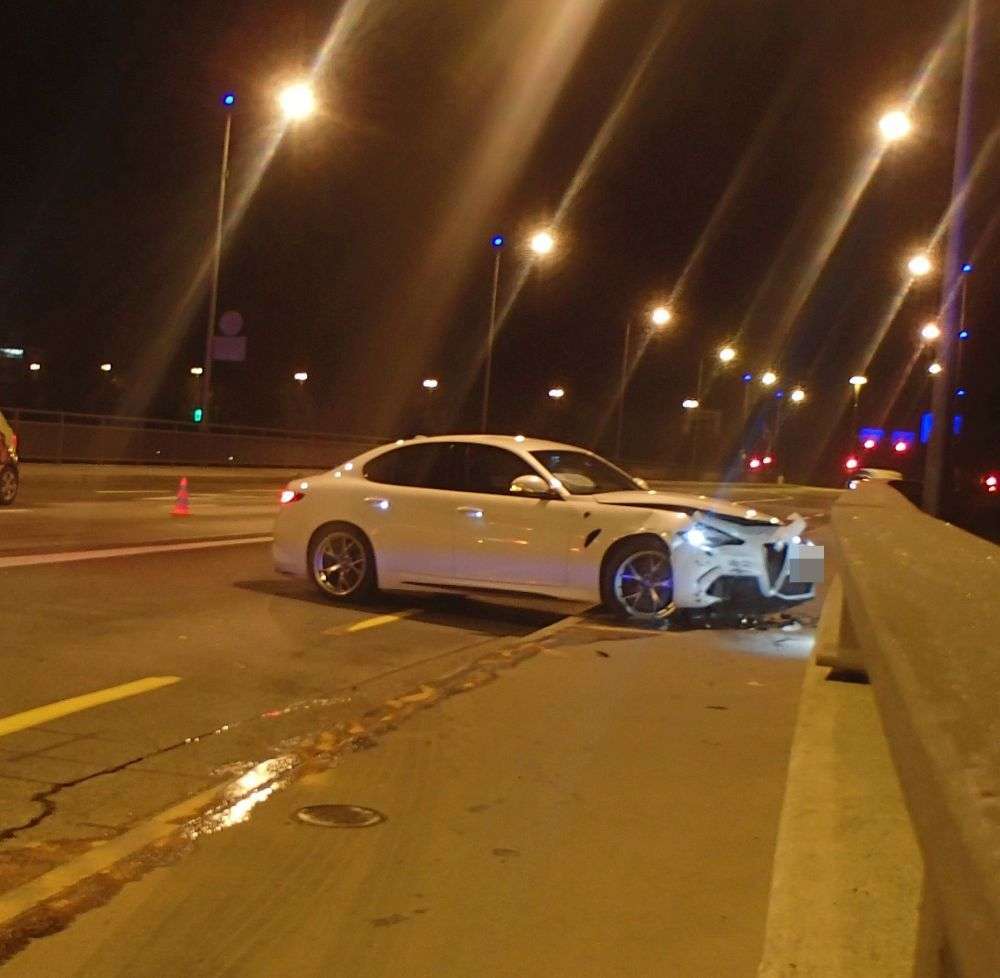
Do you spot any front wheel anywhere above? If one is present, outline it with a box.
[601,537,676,621]
[0,466,17,506]
[308,524,377,602]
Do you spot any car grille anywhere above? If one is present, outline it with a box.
[763,544,786,585]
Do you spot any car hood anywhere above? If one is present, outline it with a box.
[591,490,780,526]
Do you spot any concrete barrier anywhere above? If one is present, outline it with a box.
[759,481,1000,977]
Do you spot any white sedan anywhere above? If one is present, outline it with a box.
[273,435,815,621]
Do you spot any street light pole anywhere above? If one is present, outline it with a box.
[481,240,503,431]
[201,109,232,425]
[615,317,633,459]
[956,268,970,386]
[924,0,978,515]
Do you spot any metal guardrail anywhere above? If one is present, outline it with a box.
[1,407,387,468]
[823,482,1000,977]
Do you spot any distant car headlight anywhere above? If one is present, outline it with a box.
[682,524,741,549]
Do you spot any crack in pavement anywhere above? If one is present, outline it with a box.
[0,732,222,845]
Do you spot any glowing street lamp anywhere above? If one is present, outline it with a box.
[650,305,672,327]
[907,253,932,278]
[789,387,806,403]
[278,82,316,121]
[529,229,556,256]
[760,370,777,387]
[547,387,565,400]
[718,345,736,364]
[878,109,912,142]
[927,362,942,375]
[422,378,439,390]
[293,371,309,384]
[190,366,204,376]
[681,398,699,410]
[100,362,113,373]
[28,362,41,372]
[920,321,941,342]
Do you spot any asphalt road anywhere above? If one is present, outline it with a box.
[0,465,839,976]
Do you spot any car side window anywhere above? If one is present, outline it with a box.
[461,445,536,496]
[362,444,458,490]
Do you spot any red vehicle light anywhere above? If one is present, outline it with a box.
[863,438,876,450]
[845,456,859,471]
[893,440,908,453]
[984,474,998,493]
[279,489,304,505]
[748,457,761,470]
[762,455,773,465]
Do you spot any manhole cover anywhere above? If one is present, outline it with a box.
[294,804,386,828]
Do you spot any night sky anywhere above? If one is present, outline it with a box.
[2,0,997,480]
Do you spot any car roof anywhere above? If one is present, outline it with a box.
[387,434,587,453]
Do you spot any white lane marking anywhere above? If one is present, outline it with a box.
[95,490,151,494]
[0,508,32,513]
[0,536,273,569]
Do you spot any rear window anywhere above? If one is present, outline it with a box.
[362,443,457,490]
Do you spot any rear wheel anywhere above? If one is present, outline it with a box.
[307,523,377,602]
[0,466,17,506]
[601,537,676,621]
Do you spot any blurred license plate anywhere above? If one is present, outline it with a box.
[788,543,824,583]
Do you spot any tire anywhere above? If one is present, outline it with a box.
[307,523,377,602]
[600,536,676,622]
[0,466,17,506]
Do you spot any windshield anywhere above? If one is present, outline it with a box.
[530,450,639,495]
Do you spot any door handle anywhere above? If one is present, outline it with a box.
[364,497,390,511]
[456,506,484,518]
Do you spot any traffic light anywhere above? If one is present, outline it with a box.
[192,407,204,423]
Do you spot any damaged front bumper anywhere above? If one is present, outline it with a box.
[670,511,820,613]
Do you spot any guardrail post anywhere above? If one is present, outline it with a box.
[812,575,868,676]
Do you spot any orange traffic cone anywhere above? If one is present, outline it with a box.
[171,476,191,516]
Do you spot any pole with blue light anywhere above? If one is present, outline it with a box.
[924,1,978,515]
[201,92,236,425]
[480,234,504,432]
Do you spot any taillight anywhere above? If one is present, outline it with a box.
[279,489,304,505]
[845,456,859,471]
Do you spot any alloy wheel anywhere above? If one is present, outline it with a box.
[613,549,675,620]
[0,468,16,505]
[312,531,367,597]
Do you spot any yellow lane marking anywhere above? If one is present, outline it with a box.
[323,609,417,637]
[0,676,182,738]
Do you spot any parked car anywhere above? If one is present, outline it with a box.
[0,409,19,506]
[273,435,816,621]
[845,467,904,490]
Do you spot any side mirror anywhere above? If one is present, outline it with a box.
[510,474,556,498]
[634,477,650,491]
